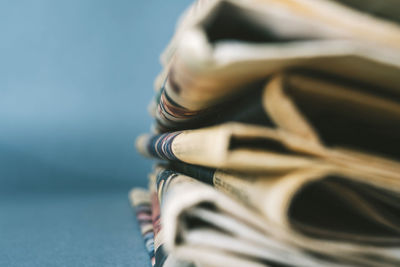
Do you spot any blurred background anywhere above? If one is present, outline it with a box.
[0,1,189,266]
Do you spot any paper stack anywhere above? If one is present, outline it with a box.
[131,1,400,266]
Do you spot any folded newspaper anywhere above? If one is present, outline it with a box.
[131,0,400,266]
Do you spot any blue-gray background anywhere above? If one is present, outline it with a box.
[0,1,189,266]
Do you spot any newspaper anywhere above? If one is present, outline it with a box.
[131,0,400,266]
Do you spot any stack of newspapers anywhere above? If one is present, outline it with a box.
[130,0,400,266]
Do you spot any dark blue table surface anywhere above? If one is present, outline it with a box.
[0,1,189,266]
